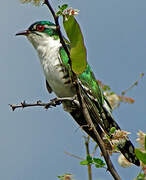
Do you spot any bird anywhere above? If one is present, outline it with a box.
[16,21,140,166]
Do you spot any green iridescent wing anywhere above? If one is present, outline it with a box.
[59,46,105,107]
[78,64,104,106]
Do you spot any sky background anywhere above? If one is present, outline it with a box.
[1,0,146,180]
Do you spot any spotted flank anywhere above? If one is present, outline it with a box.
[117,139,140,166]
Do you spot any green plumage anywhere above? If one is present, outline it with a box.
[16,21,140,166]
[60,47,104,107]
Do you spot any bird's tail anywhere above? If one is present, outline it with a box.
[101,105,140,166]
[70,83,140,166]
[70,108,104,143]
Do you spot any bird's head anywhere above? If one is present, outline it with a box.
[16,21,59,49]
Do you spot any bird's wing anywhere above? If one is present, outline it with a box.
[77,64,122,132]
[78,73,140,166]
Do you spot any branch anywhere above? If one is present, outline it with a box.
[121,73,144,95]
[9,97,78,111]
[91,144,98,157]
[84,136,92,180]
[78,84,121,180]
[43,0,71,65]
[64,151,84,161]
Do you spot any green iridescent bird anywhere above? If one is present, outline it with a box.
[16,21,140,166]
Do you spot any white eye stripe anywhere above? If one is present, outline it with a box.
[33,25,37,29]
[43,24,49,29]
[47,25,56,29]
[43,24,56,29]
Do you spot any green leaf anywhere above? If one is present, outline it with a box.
[109,91,115,95]
[110,127,116,134]
[57,4,68,16]
[144,135,146,151]
[135,149,146,164]
[60,4,68,11]
[93,158,104,164]
[63,15,87,74]
[80,160,89,165]
[93,158,105,168]
[95,163,104,168]
[103,85,111,91]
[58,4,68,12]
[86,155,93,163]
[80,155,93,165]
[135,173,145,180]
[56,11,62,16]
[57,175,64,180]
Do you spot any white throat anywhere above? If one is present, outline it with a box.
[27,34,62,59]
[27,33,75,98]
[37,38,61,60]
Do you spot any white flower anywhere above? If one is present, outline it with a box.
[64,174,73,180]
[63,8,79,16]
[105,93,120,110]
[111,130,131,146]
[142,165,146,175]
[136,130,146,150]
[58,174,73,180]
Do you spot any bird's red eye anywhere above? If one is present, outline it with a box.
[36,25,45,32]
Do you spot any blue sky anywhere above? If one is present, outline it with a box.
[1,0,146,179]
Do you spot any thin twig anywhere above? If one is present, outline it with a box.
[9,97,77,111]
[121,73,144,95]
[91,144,98,157]
[64,151,84,161]
[43,0,71,65]
[84,136,92,180]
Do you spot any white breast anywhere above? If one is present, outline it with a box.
[35,37,75,98]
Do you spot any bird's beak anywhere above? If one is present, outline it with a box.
[16,30,30,36]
